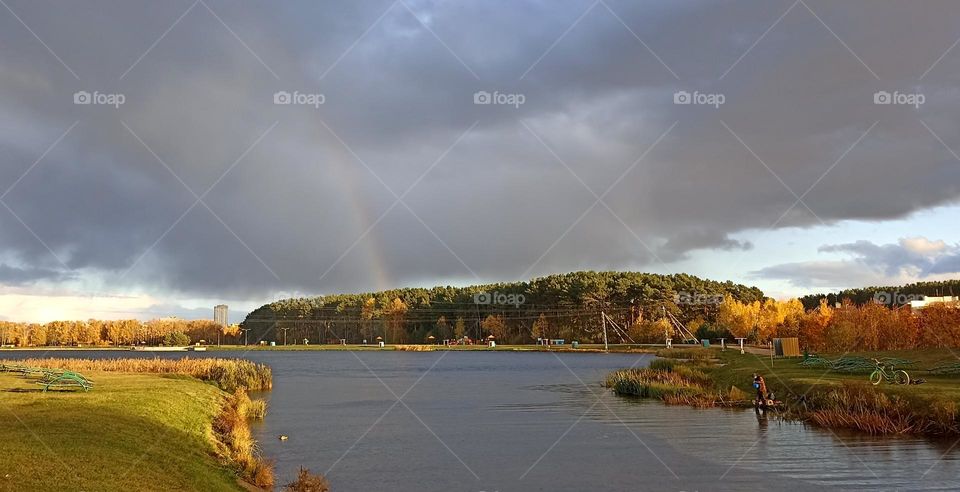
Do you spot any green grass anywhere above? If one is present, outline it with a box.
[709,348,960,402]
[0,371,246,491]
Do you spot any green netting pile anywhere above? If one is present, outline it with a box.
[800,356,914,373]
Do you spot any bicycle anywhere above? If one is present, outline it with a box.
[869,358,910,385]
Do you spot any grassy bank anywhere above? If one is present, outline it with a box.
[0,359,272,491]
[607,347,960,436]
[8,357,272,392]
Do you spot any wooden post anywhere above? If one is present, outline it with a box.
[601,311,609,352]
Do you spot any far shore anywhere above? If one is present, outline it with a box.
[0,343,692,354]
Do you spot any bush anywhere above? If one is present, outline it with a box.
[285,467,331,492]
[162,331,191,347]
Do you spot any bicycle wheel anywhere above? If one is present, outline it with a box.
[895,370,910,385]
[869,370,883,385]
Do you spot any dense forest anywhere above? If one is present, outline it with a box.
[240,271,765,345]
[800,280,960,309]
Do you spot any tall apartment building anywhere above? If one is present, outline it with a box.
[214,304,228,327]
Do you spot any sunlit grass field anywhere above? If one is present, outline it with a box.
[709,347,960,401]
[0,371,244,492]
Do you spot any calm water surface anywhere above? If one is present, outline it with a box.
[5,350,959,491]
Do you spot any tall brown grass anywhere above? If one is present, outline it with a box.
[805,383,960,435]
[605,367,708,399]
[394,344,436,351]
[213,389,273,488]
[285,466,331,492]
[17,357,272,392]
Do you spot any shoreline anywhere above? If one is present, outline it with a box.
[606,348,960,437]
[1,343,669,354]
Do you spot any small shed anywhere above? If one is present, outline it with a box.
[773,337,801,357]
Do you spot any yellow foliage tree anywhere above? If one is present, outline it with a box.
[717,294,759,339]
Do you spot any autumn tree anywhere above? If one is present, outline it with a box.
[481,315,508,341]
[361,297,378,342]
[918,303,960,348]
[717,295,759,339]
[435,316,450,340]
[384,297,408,343]
[531,313,550,340]
[453,317,466,341]
[629,318,672,343]
[799,299,833,350]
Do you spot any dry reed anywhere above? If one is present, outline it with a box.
[16,357,272,392]
[212,389,273,488]
[285,466,331,492]
[394,344,437,351]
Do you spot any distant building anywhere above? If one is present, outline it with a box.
[909,296,960,311]
[214,305,228,326]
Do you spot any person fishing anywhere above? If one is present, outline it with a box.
[752,373,768,406]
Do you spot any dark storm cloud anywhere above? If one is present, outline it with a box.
[0,263,73,285]
[2,0,960,300]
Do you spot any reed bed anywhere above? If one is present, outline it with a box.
[16,357,272,392]
[604,367,708,400]
[212,389,273,488]
[395,344,437,351]
[805,383,960,435]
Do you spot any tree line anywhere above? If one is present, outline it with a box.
[6,272,957,350]
[716,296,960,350]
[0,319,240,347]
[800,280,960,309]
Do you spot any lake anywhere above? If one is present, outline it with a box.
[4,350,959,491]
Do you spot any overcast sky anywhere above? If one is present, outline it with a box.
[2,0,960,322]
